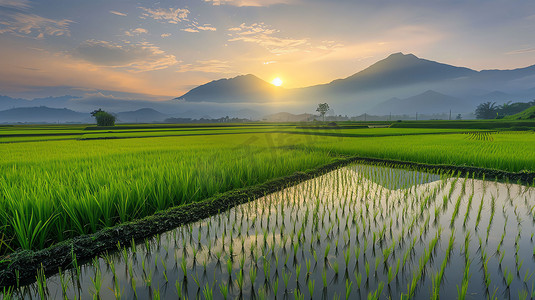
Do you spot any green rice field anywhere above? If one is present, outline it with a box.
[0,122,534,299]
[3,164,535,299]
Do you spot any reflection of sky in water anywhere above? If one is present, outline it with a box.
[10,164,535,300]
[351,164,442,190]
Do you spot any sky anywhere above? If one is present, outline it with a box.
[1,0,535,100]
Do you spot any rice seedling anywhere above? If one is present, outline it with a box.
[218,282,228,300]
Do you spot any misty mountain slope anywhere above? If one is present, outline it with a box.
[175,74,285,103]
[368,90,467,115]
[116,108,169,123]
[0,95,29,111]
[324,53,477,93]
[0,107,88,123]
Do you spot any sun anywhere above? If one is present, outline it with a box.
[271,77,283,86]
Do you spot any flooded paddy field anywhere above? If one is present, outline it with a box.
[3,164,535,299]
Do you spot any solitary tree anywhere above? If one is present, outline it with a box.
[316,103,330,122]
[91,108,116,126]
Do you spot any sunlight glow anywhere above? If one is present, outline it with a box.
[271,77,283,86]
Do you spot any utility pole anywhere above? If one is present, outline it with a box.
[449,110,451,120]
[416,112,418,121]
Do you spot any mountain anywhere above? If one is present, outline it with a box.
[369,90,466,115]
[0,106,88,123]
[324,53,476,93]
[115,108,169,123]
[175,74,285,103]
[174,52,535,115]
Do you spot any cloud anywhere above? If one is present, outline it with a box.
[0,0,31,9]
[177,60,234,73]
[125,27,148,36]
[72,40,179,72]
[205,0,294,6]
[227,23,308,54]
[0,12,72,38]
[182,28,199,33]
[182,23,217,33]
[140,7,189,24]
[109,10,127,16]
[161,33,171,38]
[505,48,535,55]
[196,25,217,31]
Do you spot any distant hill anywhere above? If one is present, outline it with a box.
[505,106,535,120]
[175,74,285,103]
[369,90,466,115]
[116,108,168,123]
[0,106,88,123]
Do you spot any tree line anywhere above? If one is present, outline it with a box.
[475,100,535,119]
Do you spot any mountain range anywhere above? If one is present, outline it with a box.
[176,53,535,115]
[2,52,535,123]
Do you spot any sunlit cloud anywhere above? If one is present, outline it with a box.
[109,10,127,17]
[72,40,179,72]
[177,60,234,73]
[125,28,148,36]
[0,0,31,9]
[182,28,199,33]
[0,12,72,38]
[205,0,294,7]
[182,22,217,33]
[160,33,171,38]
[227,23,308,54]
[140,7,189,24]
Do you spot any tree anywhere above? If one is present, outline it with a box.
[316,103,330,122]
[456,114,462,120]
[91,108,116,126]
[475,102,498,119]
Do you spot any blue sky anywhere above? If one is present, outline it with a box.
[1,0,535,99]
